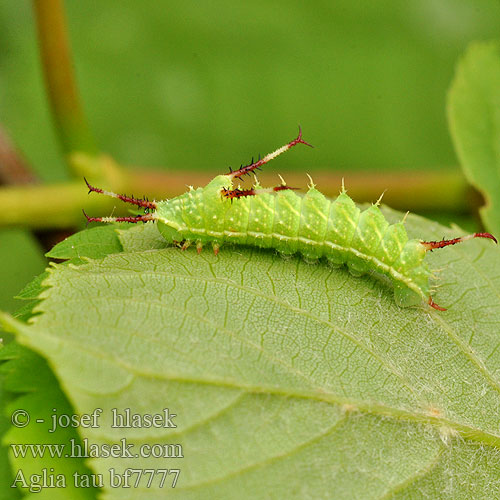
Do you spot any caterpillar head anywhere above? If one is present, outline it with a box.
[155,174,233,243]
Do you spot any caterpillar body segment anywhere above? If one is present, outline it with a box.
[154,178,431,308]
[83,130,497,311]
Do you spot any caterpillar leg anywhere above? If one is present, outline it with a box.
[421,232,497,250]
[227,127,313,179]
[84,177,157,210]
[175,239,218,255]
[82,209,155,224]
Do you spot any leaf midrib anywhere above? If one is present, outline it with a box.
[43,266,500,400]
[13,312,500,450]
[39,271,422,401]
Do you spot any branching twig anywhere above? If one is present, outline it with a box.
[0,168,470,229]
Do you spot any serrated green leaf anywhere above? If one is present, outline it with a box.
[1,209,500,498]
[0,343,97,499]
[0,229,47,314]
[0,228,47,497]
[16,272,50,301]
[448,40,500,235]
[116,222,168,252]
[46,225,123,260]
[0,376,22,499]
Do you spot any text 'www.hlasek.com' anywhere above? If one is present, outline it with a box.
[9,407,183,493]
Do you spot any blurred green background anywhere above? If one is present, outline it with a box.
[1,0,500,314]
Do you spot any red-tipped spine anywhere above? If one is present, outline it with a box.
[421,232,497,251]
[84,177,157,210]
[82,209,153,224]
[221,187,257,199]
[273,185,300,192]
[222,185,299,200]
[475,232,498,244]
[228,127,313,180]
[428,296,447,311]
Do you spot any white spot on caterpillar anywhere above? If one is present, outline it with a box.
[281,198,300,217]
[343,212,357,229]
[313,206,328,221]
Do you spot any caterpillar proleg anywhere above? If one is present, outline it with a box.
[83,129,497,311]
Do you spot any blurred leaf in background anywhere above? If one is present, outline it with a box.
[448,41,500,236]
[0,231,46,314]
[0,230,46,498]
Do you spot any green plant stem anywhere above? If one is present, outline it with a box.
[0,125,38,185]
[33,0,96,160]
[0,169,470,229]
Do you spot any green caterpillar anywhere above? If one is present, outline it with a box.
[83,130,496,311]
